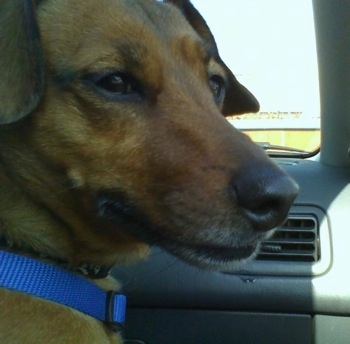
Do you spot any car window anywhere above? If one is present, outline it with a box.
[191,0,320,156]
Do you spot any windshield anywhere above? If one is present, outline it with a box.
[191,0,320,156]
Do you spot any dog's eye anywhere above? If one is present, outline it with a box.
[96,73,136,95]
[85,72,141,100]
[209,75,226,103]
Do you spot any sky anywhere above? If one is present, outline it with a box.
[190,0,320,116]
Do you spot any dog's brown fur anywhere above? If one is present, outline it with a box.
[0,0,297,343]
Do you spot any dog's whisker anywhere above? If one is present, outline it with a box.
[156,257,181,275]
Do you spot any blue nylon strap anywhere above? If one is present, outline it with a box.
[0,250,126,326]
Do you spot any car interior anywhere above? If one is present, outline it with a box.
[113,1,350,343]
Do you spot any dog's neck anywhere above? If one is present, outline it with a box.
[0,160,112,278]
[0,233,112,279]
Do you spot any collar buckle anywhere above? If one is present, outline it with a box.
[106,291,127,331]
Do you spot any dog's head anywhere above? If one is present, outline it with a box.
[0,0,298,271]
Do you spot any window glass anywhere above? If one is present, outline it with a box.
[191,0,320,156]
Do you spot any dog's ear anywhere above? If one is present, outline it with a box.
[166,0,260,115]
[0,0,44,124]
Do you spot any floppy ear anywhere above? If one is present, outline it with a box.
[0,0,44,124]
[166,0,260,115]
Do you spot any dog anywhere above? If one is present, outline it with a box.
[0,0,299,342]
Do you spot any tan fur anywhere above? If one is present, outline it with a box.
[0,0,290,343]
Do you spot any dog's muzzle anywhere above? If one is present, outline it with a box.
[95,164,299,271]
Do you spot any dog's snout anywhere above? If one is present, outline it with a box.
[232,167,299,232]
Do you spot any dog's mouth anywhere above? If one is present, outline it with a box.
[163,241,260,271]
[96,191,262,271]
[175,243,257,260]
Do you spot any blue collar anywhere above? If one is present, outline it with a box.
[0,250,126,329]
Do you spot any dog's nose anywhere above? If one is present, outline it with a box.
[232,166,299,232]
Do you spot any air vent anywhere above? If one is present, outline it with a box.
[257,216,320,262]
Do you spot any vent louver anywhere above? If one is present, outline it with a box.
[257,216,320,262]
